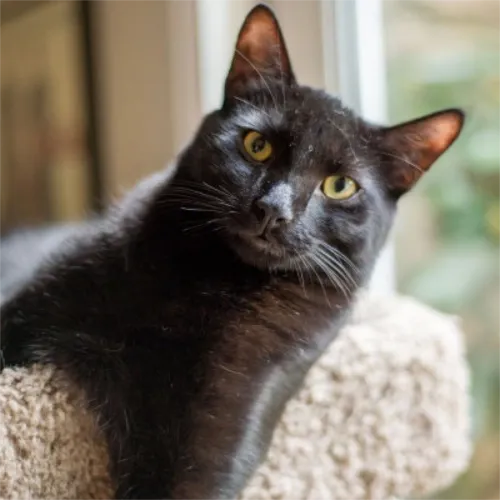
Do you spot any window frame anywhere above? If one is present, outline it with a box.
[326,0,395,293]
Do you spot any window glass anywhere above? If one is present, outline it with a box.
[384,1,499,498]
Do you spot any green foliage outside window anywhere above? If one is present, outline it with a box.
[385,2,499,498]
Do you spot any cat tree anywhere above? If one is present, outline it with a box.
[0,292,470,499]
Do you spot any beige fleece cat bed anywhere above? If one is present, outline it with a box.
[0,293,471,499]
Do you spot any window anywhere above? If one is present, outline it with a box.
[384,2,499,498]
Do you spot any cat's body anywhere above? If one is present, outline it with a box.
[0,167,348,498]
[0,4,463,499]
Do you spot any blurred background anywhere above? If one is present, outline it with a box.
[1,1,498,498]
[387,3,499,498]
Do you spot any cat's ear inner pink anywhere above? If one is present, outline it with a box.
[380,109,464,194]
[225,4,295,99]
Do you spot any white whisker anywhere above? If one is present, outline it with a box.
[235,49,279,112]
[315,246,358,289]
[379,151,424,174]
[233,96,272,119]
[328,118,359,164]
[311,251,350,300]
[317,241,360,277]
[304,254,330,304]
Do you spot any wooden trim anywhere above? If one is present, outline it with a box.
[0,1,47,26]
[79,0,104,211]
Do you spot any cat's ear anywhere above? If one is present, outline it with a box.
[224,4,296,99]
[378,109,464,197]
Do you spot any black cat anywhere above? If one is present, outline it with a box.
[0,4,464,499]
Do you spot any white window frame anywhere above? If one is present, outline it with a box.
[327,0,395,293]
[195,0,395,293]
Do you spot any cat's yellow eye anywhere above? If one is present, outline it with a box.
[321,175,359,200]
[243,131,273,162]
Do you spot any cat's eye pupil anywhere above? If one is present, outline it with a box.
[334,177,346,192]
[252,137,265,153]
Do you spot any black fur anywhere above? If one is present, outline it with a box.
[0,4,463,499]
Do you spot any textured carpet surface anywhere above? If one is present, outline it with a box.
[0,293,471,499]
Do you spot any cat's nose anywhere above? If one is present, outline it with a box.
[252,194,293,232]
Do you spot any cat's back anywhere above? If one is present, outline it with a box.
[0,166,174,301]
[0,223,92,303]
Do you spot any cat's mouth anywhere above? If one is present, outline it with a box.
[239,232,282,254]
[227,229,298,270]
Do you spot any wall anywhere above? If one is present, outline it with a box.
[93,0,327,199]
[1,1,90,227]
[93,1,201,199]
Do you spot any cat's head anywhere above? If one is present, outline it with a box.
[174,4,463,288]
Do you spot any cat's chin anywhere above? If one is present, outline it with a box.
[227,233,297,271]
